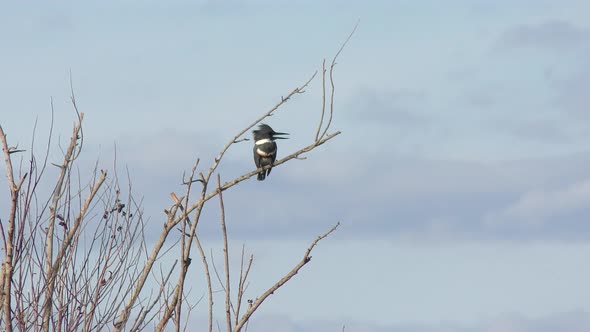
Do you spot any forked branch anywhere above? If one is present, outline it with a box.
[233,222,340,332]
[0,125,28,332]
[316,20,359,141]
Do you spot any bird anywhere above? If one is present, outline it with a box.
[252,124,289,181]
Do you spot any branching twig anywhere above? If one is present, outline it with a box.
[154,160,206,331]
[198,71,317,196]
[42,112,85,330]
[234,245,253,327]
[320,20,358,140]
[0,125,28,332]
[171,130,340,230]
[233,223,340,332]
[130,260,178,331]
[171,188,214,332]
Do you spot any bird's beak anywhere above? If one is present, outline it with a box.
[273,132,289,139]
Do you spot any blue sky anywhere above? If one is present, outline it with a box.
[3,1,590,331]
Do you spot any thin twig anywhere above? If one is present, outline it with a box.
[42,112,85,330]
[217,174,232,332]
[194,234,213,332]
[130,260,177,331]
[0,125,26,332]
[199,71,317,196]
[320,20,358,140]
[234,245,251,327]
[315,59,327,141]
[233,223,340,332]
[155,160,205,331]
[171,131,340,229]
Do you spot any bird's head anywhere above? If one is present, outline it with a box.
[253,124,289,141]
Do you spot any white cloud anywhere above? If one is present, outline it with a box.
[485,178,590,227]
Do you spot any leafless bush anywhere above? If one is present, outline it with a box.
[0,25,356,332]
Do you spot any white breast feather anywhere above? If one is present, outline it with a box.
[256,148,276,157]
[255,138,272,145]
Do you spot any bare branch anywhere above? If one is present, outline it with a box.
[130,260,178,331]
[171,183,213,332]
[42,111,85,330]
[155,159,209,331]
[0,125,21,332]
[315,59,327,141]
[217,174,232,332]
[194,234,213,332]
[235,246,253,327]
[0,126,25,193]
[233,223,340,332]
[43,168,108,329]
[114,203,181,330]
[200,71,317,190]
[320,20,358,140]
[172,130,340,229]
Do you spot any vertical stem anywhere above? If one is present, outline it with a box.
[1,192,16,332]
[42,114,84,330]
[0,126,21,332]
[218,174,232,332]
[194,234,213,332]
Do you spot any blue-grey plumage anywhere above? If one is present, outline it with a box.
[252,124,288,181]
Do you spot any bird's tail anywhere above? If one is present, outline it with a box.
[257,171,266,181]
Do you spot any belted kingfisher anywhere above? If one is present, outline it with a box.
[252,124,289,181]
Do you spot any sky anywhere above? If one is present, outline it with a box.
[2,0,590,331]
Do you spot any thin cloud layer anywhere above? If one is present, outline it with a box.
[486,178,590,227]
[496,20,589,51]
[151,147,590,242]
[244,310,590,332]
